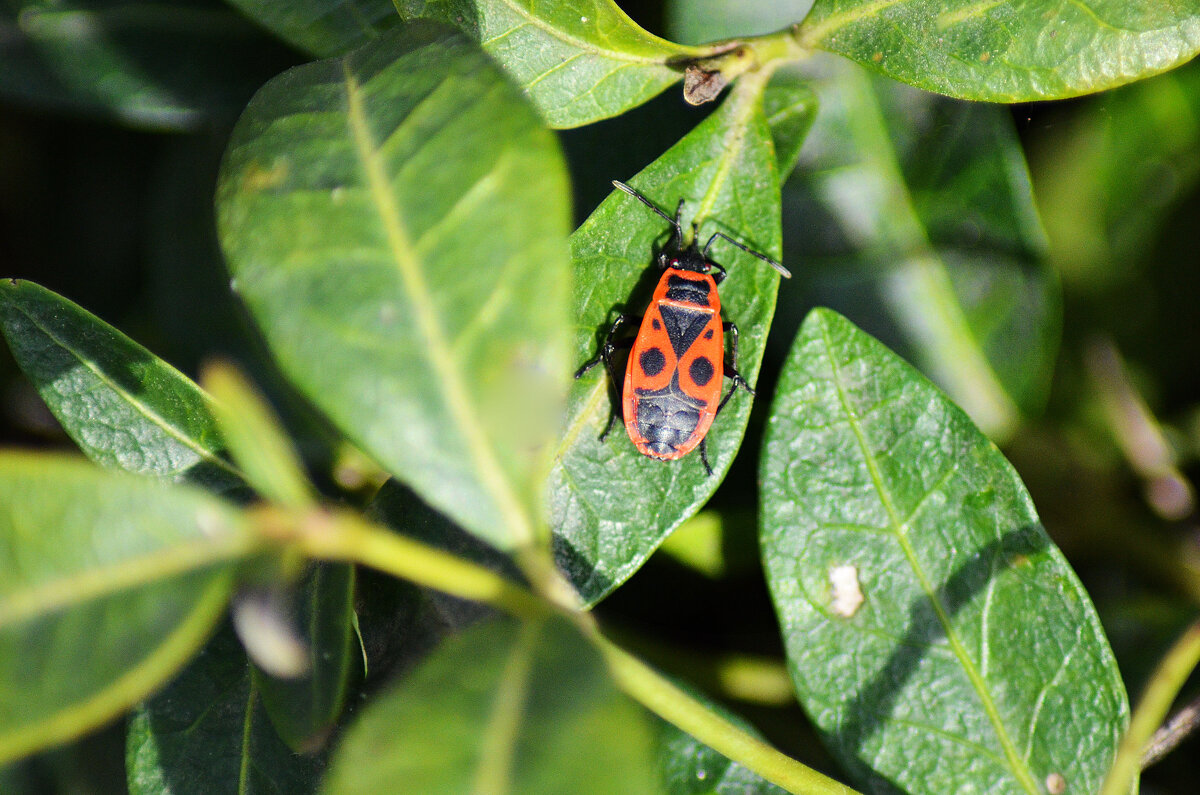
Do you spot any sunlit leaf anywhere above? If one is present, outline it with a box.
[217,21,570,551]
[798,0,1200,101]
[760,308,1128,794]
[549,78,783,604]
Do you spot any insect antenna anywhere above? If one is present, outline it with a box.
[611,180,682,237]
[703,231,792,278]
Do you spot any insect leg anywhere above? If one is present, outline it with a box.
[698,436,714,476]
[576,313,640,441]
[709,261,728,284]
[722,321,754,397]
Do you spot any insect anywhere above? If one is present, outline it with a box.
[575,180,791,475]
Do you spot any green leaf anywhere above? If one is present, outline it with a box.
[784,58,1057,440]
[127,623,322,794]
[222,0,398,57]
[254,563,356,753]
[0,453,257,765]
[398,0,701,128]
[798,0,1200,102]
[202,361,314,510]
[0,0,288,129]
[1029,61,1200,289]
[0,280,244,495]
[217,21,571,551]
[550,77,783,605]
[762,66,818,176]
[322,616,661,794]
[760,309,1129,795]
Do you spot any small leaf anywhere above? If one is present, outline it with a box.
[322,617,661,794]
[396,0,703,128]
[223,0,399,57]
[0,280,244,495]
[785,58,1057,440]
[760,309,1129,795]
[798,0,1200,101]
[667,0,813,47]
[0,0,288,129]
[217,21,571,551]
[254,563,357,753]
[202,361,314,510]
[0,453,257,765]
[127,624,322,794]
[550,78,783,605]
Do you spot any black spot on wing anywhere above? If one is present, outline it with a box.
[639,347,666,377]
[689,356,714,386]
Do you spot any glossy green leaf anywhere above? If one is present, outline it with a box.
[401,0,701,127]
[549,78,783,605]
[1029,60,1200,289]
[798,0,1200,102]
[254,563,356,753]
[217,21,570,551]
[0,280,244,495]
[127,624,322,794]
[322,617,661,794]
[0,0,287,129]
[0,454,257,765]
[760,309,1128,795]
[784,57,1057,441]
[222,0,398,57]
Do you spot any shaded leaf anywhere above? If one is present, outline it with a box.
[254,564,356,753]
[1029,59,1200,288]
[667,0,813,47]
[127,623,322,794]
[783,57,1057,440]
[658,693,788,795]
[0,0,289,129]
[223,0,398,57]
[798,0,1200,102]
[549,78,783,604]
[762,66,818,176]
[0,280,244,495]
[760,308,1128,794]
[0,454,256,764]
[217,21,570,551]
[322,616,661,794]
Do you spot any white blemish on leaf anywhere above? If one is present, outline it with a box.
[829,564,864,617]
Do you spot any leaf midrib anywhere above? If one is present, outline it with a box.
[340,60,532,546]
[472,621,539,794]
[816,313,1040,795]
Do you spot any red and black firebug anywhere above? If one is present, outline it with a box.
[576,180,790,475]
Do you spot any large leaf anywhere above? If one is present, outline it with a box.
[127,624,322,794]
[782,57,1057,441]
[0,0,289,129]
[217,21,570,551]
[549,78,784,605]
[797,0,1200,102]
[0,454,257,765]
[0,280,243,495]
[760,309,1128,794]
[658,693,788,795]
[322,617,661,794]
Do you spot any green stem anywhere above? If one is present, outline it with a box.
[1099,618,1200,795]
[596,635,861,795]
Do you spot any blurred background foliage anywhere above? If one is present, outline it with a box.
[2,0,1199,791]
